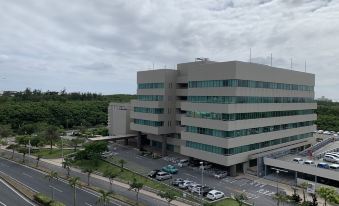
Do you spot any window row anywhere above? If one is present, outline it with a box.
[137,95,163,101]
[134,107,164,114]
[133,119,164,127]
[188,79,313,91]
[185,121,314,138]
[185,133,312,155]
[187,96,314,104]
[138,83,164,89]
[186,109,315,121]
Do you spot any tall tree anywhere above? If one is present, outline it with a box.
[18,147,28,163]
[96,189,112,206]
[45,171,58,200]
[45,126,60,152]
[316,186,336,206]
[82,167,94,186]
[118,159,126,172]
[158,190,176,206]
[128,177,143,206]
[234,193,248,206]
[300,182,308,202]
[7,144,18,159]
[62,158,71,177]
[36,154,42,167]
[69,176,80,206]
[103,169,119,192]
[273,193,288,206]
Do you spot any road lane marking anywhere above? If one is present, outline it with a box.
[0,171,39,193]
[49,185,63,193]
[183,173,198,179]
[0,178,35,205]
[0,201,6,206]
[85,203,93,206]
[22,172,33,178]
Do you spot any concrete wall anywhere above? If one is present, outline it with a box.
[108,103,134,135]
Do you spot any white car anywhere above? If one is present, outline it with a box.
[178,180,194,189]
[177,159,189,167]
[155,172,172,181]
[323,131,331,135]
[329,164,339,170]
[206,190,224,200]
[293,158,304,164]
[323,155,339,163]
[188,183,201,193]
[214,171,228,179]
[304,160,315,166]
[317,130,324,134]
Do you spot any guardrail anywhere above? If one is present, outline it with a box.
[299,136,336,156]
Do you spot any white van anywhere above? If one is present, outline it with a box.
[323,155,339,163]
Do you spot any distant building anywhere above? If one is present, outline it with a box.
[317,96,332,102]
[109,59,317,176]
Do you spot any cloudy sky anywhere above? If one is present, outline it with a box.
[0,0,338,99]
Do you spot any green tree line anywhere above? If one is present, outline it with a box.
[0,89,135,132]
[316,101,339,131]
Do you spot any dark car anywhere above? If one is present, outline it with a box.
[171,178,184,186]
[148,169,160,178]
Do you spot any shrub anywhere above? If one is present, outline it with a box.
[49,201,65,206]
[34,193,52,205]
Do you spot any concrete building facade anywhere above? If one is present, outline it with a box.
[110,60,317,175]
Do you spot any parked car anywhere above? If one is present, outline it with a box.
[178,180,194,190]
[192,186,213,196]
[162,165,178,174]
[155,172,172,181]
[317,130,324,134]
[317,162,330,169]
[148,169,161,178]
[214,171,228,179]
[293,158,304,164]
[188,183,201,193]
[323,155,339,163]
[206,190,225,200]
[171,178,184,186]
[326,153,339,159]
[329,164,339,170]
[304,160,315,166]
[101,151,113,158]
[323,131,331,135]
[178,159,189,167]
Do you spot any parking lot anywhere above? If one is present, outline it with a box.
[107,142,278,206]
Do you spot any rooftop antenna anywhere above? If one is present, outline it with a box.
[270,53,273,66]
[304,60,307,72]
[290,58,293,70]
[152,63,154,70]
[249,48,252,63]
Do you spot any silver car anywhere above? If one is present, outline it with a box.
[155,172,172,181]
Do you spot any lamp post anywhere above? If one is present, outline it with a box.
[200,161,204,203]
[271,167,288,194]
[61,137,64,162]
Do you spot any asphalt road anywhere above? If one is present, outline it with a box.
[108,143,278,206]
[0,157,124,206]
[0,150,169,206]
[0,178,34,206]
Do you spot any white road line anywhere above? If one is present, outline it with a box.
[0,171,39,193]
[183,173,198,179]
[0,201,6,206]
[49,185,63,193]
[85,203,93,206]
[22,172,32,178]
[0,178,35,206]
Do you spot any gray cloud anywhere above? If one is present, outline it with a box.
[0,0,338,99]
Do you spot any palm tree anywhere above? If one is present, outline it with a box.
[96,189,112,206]
[234,193,248,206]
[69,176,80,206]
[8,144,18,159]
[36,154,42,167]
[62,158,71,177]
[45,171,58,200]
[128,177,143,205]
[103,169,119,192]
[18,147,28,163]
[158,190,176,206]
[71,138,84,152]
[300,182,308,202]
[273,193,288,206]
[118,159,126,172]
[82,167,94,186]
[316,186,336,206]
[45,126,59,152]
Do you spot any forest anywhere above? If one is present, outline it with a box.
[0,88,135,133]
[316,101,339,131]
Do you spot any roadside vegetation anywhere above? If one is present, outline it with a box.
[316,101,339,131]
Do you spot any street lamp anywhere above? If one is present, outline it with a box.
[271,167,288,194]
[200,161,204,203]
[61,137,64,162]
